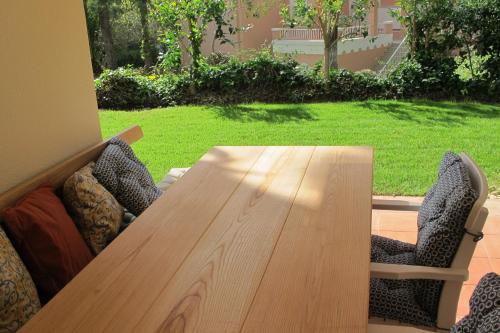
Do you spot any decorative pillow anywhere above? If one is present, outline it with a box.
[2,185,94,302]
[0,226,41,332]
[63,162,123,255]
[93,138,162,216]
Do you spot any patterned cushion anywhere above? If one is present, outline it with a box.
[93,138,162,216]
[438,151,462,177]
[370,279,435,327]
[415,155,478,316]
[63,162,123,255]
[416,158,477,268]
[371,235,416,265]
[369,152,479,327]
[0,226,41,332]
[451,273,500,333]
[370,236,435,326]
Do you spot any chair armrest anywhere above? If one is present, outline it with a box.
[372,199,421,211]
[370,263,468,282]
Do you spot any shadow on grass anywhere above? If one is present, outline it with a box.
[210,104,317,123]
[356,100,500,126]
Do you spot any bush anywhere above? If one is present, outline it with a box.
[328,69,386,101]
[95,53,499,110]
[95,68,160,109]
[387,59,464,99]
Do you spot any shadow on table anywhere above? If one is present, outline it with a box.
[210,104,317,123]
[355,100,500,126]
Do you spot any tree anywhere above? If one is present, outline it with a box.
[84,0,103,74]
[281,0,370,77]
[97,0,117,69]
[136,0,157,70]
[151,0,241,79]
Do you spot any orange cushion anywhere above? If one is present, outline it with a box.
[3,185,94,302]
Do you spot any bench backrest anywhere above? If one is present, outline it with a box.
[0,125,143,214]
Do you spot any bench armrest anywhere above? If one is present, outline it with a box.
[370,263,468,282]
[372,199,421,211]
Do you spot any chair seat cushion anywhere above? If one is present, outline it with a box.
[2,185,94,302]
[451,272,500,333]
[93,138,162,216]
[0,226,41,332]
[370,278,435,327]
[63,162,123,255]
[157,168,190,192]
[371,235,416,265]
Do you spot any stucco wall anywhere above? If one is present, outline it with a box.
[292,44,388,72]
[0,1,102,193]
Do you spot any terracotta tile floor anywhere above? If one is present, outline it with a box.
[372,196,500,322]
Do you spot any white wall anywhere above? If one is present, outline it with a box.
[0,1,102,193]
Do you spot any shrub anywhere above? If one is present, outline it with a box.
[95,68,160,109]
[328,69,386,101]
[95,53,499,110]
[387,59,464,99]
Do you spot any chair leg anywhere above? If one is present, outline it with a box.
[436,281,463,330]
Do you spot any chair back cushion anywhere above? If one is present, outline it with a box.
[2,185,94,302]
[415,153,478,317]
[451,272,500,333]
[93,138,162,216]
[0,226,41,332]
[63,162,123,255]
[416,153,478,268]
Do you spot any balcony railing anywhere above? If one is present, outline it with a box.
[272,26,368,41]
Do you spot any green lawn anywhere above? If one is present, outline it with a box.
[99,100,500,196]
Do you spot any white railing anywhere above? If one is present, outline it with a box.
[272,26,368,41]
[272,28,323,40]
[378,36,409,77]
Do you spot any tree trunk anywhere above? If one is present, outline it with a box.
[323,27,339,78]
[97,0,117,69]
[137,0,156,70]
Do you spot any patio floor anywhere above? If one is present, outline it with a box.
[372,196,500,322]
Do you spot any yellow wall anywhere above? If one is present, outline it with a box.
[0,1,101,193]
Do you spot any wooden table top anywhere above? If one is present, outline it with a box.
[21,146,373,333]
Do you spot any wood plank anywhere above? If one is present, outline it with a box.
[122,146,314,333]
[19,146,266,333]
[241,146,373,333]
[0,125,143,213]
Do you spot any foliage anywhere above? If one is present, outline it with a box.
[95,50,500,110]
[151,0,240,79]
[95,67,160,109]
[387,59,463,99]
[281,0,370,75]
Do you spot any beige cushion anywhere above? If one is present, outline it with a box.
[0,226,41,331]
[157,168,190,192]
[63,162,123,255]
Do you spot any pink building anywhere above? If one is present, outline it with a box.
[202,0,404,72]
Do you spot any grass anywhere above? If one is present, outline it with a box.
[99,100,500,196]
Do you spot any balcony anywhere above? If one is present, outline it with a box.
[272,26,393,57]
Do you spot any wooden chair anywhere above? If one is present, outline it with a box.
[370,153,489,330]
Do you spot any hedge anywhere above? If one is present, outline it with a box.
[95,54,500,110]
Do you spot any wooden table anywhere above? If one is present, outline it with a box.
[21,146,373,333]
